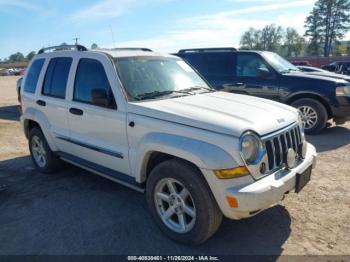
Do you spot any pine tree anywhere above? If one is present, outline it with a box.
[305,0,350,57]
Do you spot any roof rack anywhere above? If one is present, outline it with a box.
[178,47,237,53]
[98,47,153,52]
[38,44,88,54]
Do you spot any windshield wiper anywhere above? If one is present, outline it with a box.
[181,86,216,93]
[134,90,191,101]
[280,68,300,74]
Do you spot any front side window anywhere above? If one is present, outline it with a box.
[114,57,214,101]
[74,58,114,106]
[23,59,45,93]
[236,54,268,77]
[42,57,72,98]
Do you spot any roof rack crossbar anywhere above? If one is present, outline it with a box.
[178,47,237,53]
[105,47,153,52]
[38,44,88,54]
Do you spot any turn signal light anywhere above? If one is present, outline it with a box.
[226,196,239,208]
[214,166,249,179]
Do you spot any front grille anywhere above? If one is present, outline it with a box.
[264,125,303,172]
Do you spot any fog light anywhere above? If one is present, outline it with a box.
[260,162,267,174]
[286,148,297,169]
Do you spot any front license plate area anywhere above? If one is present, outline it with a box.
[295,166,312,193]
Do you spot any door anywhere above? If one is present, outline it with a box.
[229,53,280,100]
[201,53,235,90]
[66,57,130,175]
[38,57,72,151]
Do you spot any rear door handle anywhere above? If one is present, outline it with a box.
[235,82,245,87]
[69,108,84,116]
[36,100,46,106]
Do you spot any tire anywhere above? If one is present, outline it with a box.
[28,127,61,173]
[146,159,223,245]
[291,98,328,135]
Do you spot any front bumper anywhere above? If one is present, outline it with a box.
[332,96,350,123]
[201,143,317,220]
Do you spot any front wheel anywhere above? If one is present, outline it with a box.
[291,98,328,135]
[146,159,222,245]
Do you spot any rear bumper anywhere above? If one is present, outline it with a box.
[202,143,317,220]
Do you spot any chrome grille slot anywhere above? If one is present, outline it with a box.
[263,124,303,173]
[265,141,274,170]
[273,138,282,166]
[280,135,288,163]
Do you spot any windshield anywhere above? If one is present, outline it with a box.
[113,56,213,101]
[262,52,300,73]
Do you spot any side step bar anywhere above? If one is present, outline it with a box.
[57,152,145,193]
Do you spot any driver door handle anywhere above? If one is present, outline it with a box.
[235,82,245,87]
[69,108,84,116]
[36,100,46,106]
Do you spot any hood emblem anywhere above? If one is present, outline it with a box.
[277,118,285,124]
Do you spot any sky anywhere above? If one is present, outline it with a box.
[0,0,329,59]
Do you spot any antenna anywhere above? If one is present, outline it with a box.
[109,25,116,48]
[73,37,79,45]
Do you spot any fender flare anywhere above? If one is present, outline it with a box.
[21,108,58,151]
[134,133,238,183]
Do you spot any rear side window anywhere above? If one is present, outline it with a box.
[178,53,234,77]
[179,54,206,75]
[23,59,45,93]
[42,57,72,98]
[74,58,112,105]
[205,53,234,76]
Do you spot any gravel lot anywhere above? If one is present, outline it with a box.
[0,76,349,256]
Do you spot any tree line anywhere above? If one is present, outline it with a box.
[0,43,99,64]
[240,0,350,57]
[0,51,36,64]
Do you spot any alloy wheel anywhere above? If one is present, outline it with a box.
[154,178,196,234]
[31,135,47,167]
[298,106,318,130]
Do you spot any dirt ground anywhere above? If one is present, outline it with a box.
[0,76,349,256]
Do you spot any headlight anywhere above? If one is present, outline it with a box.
[336,86,350,96]
[240,132,263,165]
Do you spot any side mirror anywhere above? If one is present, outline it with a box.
[91,88,114,108]
[257,67,271,79]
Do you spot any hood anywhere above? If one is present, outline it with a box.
[304,71,350,82]
[128,92,298,137]
[285,71,348,84]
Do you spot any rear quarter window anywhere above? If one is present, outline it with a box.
[23,59,45,93]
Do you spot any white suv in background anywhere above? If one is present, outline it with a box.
[20,45,317,245]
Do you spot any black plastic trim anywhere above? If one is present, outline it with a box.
[56,136,124,159]
[57,152,144,191]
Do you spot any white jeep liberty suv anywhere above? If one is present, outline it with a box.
[20,45,317,245]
